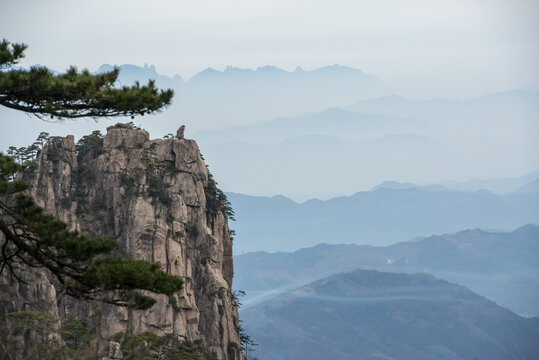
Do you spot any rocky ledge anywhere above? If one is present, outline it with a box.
[1,124,243,360]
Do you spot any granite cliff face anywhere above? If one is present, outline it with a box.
[3,124,243,359]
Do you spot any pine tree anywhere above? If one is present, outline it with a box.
[0,39,173,119]
[0,40,182,310]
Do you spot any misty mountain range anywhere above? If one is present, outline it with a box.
[204,130,460,199]
[195,87,538,199]
[227,178,539,253]
[237,224,539,358]
[3,62,537,360]
[97,63,390,129]
[113,63,537,200]
[345,89,539,125]
[241,269,539,360]
[194,108,426,145]
[440,172,539,194]
[234,224,539,316]
[2,63,537,202]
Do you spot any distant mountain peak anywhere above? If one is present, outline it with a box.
[513,223,539,236]
[256,65,287,73]
[96,63,115,73]
[224,65,255,74]
[95,63,183,83]
[514,179,539,194]
[317,64,362,73]
[371,180,418,191]
[242,265,539,360]
[197,67,219,75]
[190,64,375,79]
[142,63,156,71]
[371,180,449,192]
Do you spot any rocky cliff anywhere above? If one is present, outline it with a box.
[2,124,243,359]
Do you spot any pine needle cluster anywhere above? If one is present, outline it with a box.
[0,39,173,120]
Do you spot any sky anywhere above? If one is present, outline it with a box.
[1,0,538,99]
[1,0,538,199]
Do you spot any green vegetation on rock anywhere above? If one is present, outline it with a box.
[0,39,182,310]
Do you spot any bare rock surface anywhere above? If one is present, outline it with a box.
[1,124,243,360]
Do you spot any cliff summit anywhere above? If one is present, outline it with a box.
[1,124,243,359]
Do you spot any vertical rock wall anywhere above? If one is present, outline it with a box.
[13,125,242,359]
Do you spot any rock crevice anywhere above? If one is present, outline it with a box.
[3,125,243,360]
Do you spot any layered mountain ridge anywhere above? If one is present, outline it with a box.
[228,187,539,253]
[242,269,539,360]
[234,225,539,316]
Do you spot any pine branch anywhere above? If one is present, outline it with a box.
[0,41,174,120]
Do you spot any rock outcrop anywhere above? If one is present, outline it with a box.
[2,124,243,359]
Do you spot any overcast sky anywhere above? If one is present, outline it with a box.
[2,0,538,98]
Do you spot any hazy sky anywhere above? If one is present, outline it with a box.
[2,0,538,98]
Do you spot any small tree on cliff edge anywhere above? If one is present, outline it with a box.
[0,39,182,310]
